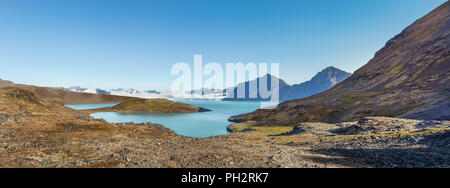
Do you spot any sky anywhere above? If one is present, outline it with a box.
[0,0,447,91]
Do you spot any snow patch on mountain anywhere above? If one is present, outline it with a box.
[68,87,168,99]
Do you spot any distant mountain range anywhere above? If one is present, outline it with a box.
[189,88,227,96]
[188,88,227,99]
[66,67,351,101]
[68,86,162,98]
[224,66,351,101]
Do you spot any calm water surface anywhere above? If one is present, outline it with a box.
[66,100,262,138]
[66,103,118,110]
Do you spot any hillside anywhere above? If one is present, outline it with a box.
[0,79,139,104]
[224,67,350,101]
[0,87,58,115]
[230,2,450,124]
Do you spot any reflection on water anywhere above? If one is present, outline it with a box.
[69,100,262,138]
[65,103,118,110]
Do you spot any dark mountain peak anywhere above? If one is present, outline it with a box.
[315,66,350,76]
[225,67,350,101]
[316,66,350,75]
[224,73,291,101]
[245,73,289,87]
[308,67,351,86]
[258,73,279,79]
[322,66,341,72]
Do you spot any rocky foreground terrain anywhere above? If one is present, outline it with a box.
[1,2,449,168]
[0,87,449,168]
[228,117,450,168]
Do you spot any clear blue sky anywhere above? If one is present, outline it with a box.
[0,0,447,91]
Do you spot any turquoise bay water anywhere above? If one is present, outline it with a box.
[66,100,261,138]
[65,103,118,110]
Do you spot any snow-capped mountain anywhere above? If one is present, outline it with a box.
[68,87,164,99]
[188,88,227,99]
[68,86,111,95]
[185,88,241,99]
[107,88,160,95]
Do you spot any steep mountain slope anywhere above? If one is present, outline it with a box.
[224,67,350,101]
[230,2,450,124]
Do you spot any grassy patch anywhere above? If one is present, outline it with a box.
[251,126,294,134]
[228,122,293,134]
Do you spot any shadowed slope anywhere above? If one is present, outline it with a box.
[230,2,450,124]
